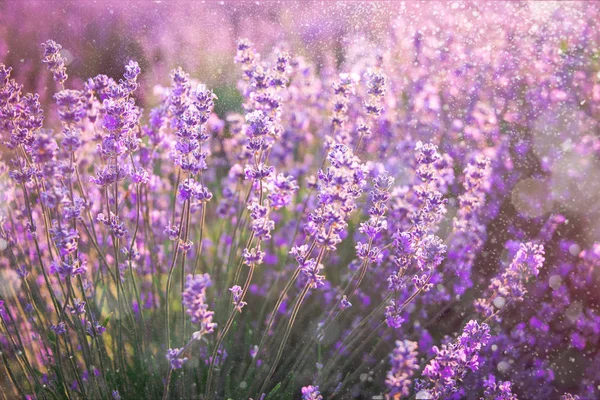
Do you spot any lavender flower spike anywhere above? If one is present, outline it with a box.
[182,273,217,335]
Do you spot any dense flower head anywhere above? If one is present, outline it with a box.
[230,285,247,312]
[386,340,419,397]
[416,234,446,270]
[267,173,298,209]
[422,320,491,398]
[50,260,86,279]
[445,154,492,295]
[243,247,265,266]
[166,348,188,370]
[482,375,518,400]
[305,143,367,256]
[50,322,67,335]
[301,259,325,289]
[246,110,273,138]
[97,212,128,238]
[301,385,323,400]
[365,70,387,98]
[385,299,405,329]
[30,132,58,164]
[475,242,545,320]
[182,274,216,335]
[54,90,86,124]
[0,67,45,148]
[41,40,68,84]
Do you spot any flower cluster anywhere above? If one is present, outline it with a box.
[182,273,216,335]
[1,4,599,398]
[421,320,491,398]
[446,155,491,295]
[41,40,68,85]
[385,340,419,398]
[475,242,545,320]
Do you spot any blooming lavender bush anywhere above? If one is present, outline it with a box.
[1,2,600,399]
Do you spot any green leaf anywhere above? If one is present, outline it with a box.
[47,330,56,345]
[265,382,282,400]
[102,312,114,327]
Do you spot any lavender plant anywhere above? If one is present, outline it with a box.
[1,2,600,399]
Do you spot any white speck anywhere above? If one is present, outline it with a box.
[493,296,506,309]
[0,238,7,251]
[416,390,432,399]
[566,302,583,322]
[491,344,498,351]
[498,361,511,373]
[549,275,562,290]
[569,243,581,256]
[239,381,247,390]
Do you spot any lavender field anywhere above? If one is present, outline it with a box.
[1,1,599,399]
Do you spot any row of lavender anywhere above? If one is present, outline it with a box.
[1,10,600,400]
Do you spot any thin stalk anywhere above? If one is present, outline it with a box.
[256,283,310,397]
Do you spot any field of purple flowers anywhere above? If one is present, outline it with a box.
[1,1,600,399]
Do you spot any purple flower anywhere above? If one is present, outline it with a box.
[301,259,325,289]
[422,320,491,398]
[97,212,127,238]
[85,320,106,337]
[301,385,323,400]
[340,295,352,310]
[386,340,419,397]
[123,60,140,82]
[54,90,86,124]
[482,375,517,400]
[246,110,273,138]
[251,217,275,240]
[166,348,187,370]
[243,247,265,266]
[182,274,216,335]
[385,299,404,329]
[365,70,387,98]
[230,285,247,313]
[50,322,67,335]
[355,242,380,263]
[475,242,545,320]
[49,259,86,280]
[164,223,180,241]
[67,300,86,316]
[416,235,446,270]
[41,40,68,84]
